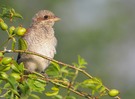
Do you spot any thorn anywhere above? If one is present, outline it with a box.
[4,47,12,53]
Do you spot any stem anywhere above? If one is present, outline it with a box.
[0,49,121,99]
[6,30,10,36]
[67,67,79,96]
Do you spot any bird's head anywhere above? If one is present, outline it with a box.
[32,10,60,26]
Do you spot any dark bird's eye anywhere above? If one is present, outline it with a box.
[44,15,49,19]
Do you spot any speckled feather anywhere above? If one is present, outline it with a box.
[17,10,59,73]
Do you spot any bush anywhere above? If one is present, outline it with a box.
[0,7,120,99]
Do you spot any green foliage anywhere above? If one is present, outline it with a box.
[0,7,23,21]
[18,38,27,50]
[73,55,87,69]
[45,86,59,96]
[0,7,120,99]
[80,78,106,96]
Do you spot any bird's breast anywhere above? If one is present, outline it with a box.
[23,26,57,58]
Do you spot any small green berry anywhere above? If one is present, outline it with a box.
[0,22,8,31]
[2,57,12,65]
[108,89,120,97]
[14,26,26,36]
[9,26,15,35]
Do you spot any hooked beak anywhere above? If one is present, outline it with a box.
[53,16,60,22]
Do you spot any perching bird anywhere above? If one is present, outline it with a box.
[17,10,60,73]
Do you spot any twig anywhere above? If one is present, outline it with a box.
[48,78,93,99]
[0,49,121,99]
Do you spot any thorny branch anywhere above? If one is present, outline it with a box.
[0,49,121,99]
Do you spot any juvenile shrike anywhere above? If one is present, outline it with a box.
[17,10,60,73]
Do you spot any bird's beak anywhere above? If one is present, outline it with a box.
[53,16,60,22]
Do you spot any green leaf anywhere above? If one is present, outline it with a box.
[46,64,60,77]
[10,88,20,97]
[99,86,107,96]
[0,72,8,80]
[72,55,87,69]
[0,64,10,71]
[0,7,11,18]
[4,83,10,88]
[60,66,68,74]
[96,85,102,90]
[18,62,24,72]
[10,8,23,19]
[10,61,24,74]
[11,63,20,73]
[27,78,46,93]
[51,62,61,71]
[99,86,106,93]
[11,41,15,50]
[81,77,105,95]
[51,87,59,91]
[45,86,59,96]
[19,83,30,96]
[0,7,23,20]
[34,80,45,91]
[78,55,87,66]
[7,76,18,89]
[18,38,27,50]
[28,73,37,79]
[11,40,16,50]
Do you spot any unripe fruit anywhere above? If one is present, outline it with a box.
[17,27,26,36]
[2,57,12,65]
[13,27,19,34]
[0,22,8,31]
[9,26,15,35]
[14,26,26,36]
[108,89,119,97]
[11,73,21,80]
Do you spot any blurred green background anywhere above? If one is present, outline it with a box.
[0,0,135,99]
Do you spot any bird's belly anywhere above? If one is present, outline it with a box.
[22,44,56,72]
[31,44,56,58]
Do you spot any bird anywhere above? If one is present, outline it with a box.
[17,10,60,73]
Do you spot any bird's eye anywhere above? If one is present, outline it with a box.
[44,15,49,20]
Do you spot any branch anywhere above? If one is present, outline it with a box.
[0,49,121,99]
